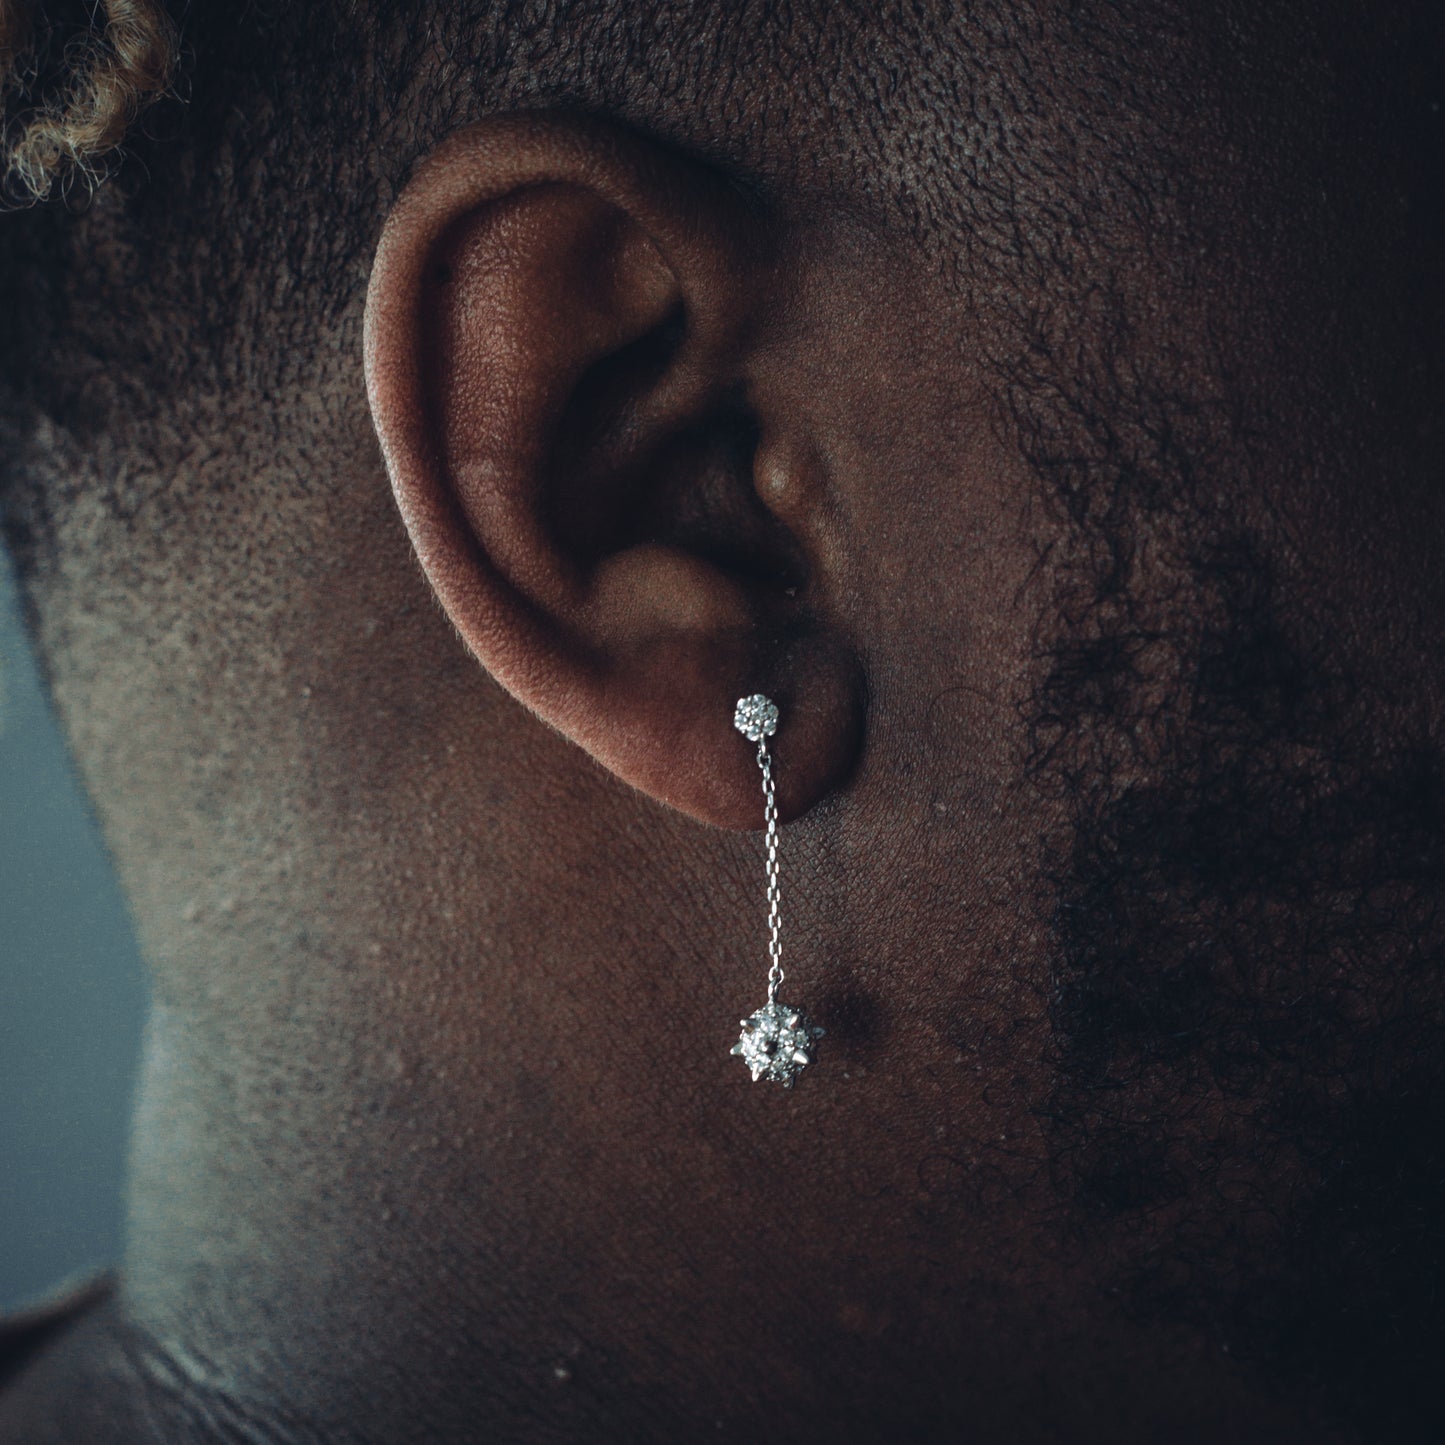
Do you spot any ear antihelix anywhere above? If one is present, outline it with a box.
[421,182,689,618]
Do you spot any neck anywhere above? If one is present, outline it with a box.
[0,988,1366,1444]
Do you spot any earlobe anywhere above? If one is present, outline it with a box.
[363,113,863,828]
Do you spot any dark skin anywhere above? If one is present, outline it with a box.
[1,1,1441,1440]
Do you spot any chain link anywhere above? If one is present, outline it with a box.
[758,738,783,1001]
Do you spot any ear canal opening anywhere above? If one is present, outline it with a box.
[625,402,810,597]
[546,311,810,606]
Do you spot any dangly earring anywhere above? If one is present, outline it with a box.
[729,694,825,1087]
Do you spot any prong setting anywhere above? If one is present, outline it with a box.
[732,999,825,1087]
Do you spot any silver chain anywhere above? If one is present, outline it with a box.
[758,738,783,1001]
[730,695,822,1085]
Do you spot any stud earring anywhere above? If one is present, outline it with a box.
[729,694,825,1087]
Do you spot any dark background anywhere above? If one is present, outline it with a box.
[0,552,146,1313]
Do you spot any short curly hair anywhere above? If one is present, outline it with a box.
[0,0,176,203]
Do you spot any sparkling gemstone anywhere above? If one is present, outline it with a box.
[733,694,779,742]
[730,998,825,1087]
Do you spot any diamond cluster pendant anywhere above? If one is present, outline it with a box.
[732,999,826,1088]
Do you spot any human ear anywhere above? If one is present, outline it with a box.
[363,114,862,827]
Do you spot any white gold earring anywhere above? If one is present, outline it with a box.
[729,694,825,1087]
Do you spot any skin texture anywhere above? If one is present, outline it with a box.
[0,1,1441,1441]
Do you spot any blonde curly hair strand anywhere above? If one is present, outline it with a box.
[0,0,177,203]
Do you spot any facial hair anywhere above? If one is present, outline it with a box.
[1012,354,1445,1438]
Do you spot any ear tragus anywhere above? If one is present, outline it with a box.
[364,113,863,828]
